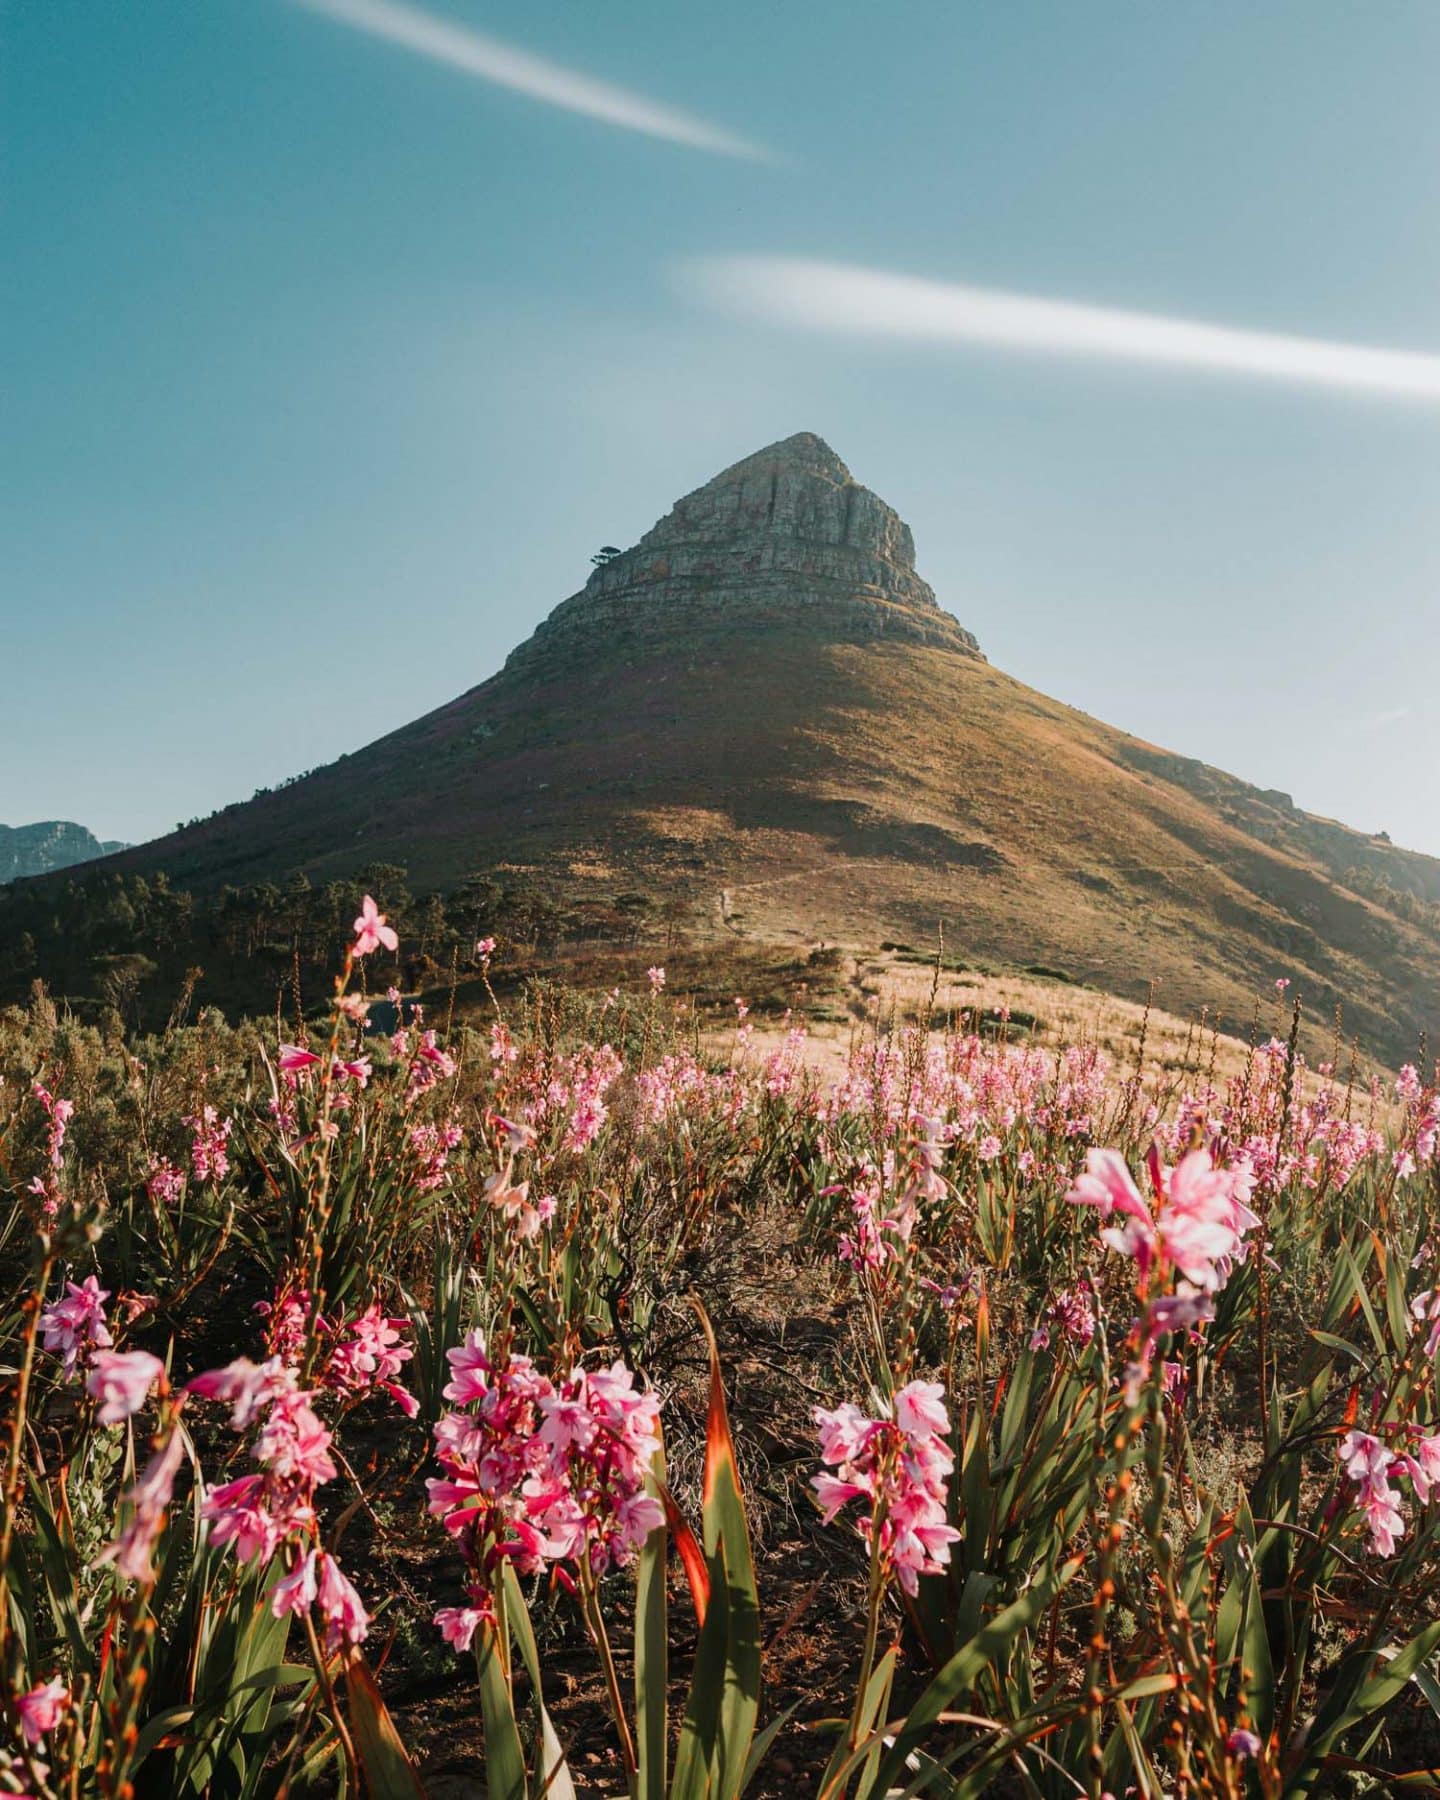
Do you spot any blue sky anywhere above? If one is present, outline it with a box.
[4,1,1438,854]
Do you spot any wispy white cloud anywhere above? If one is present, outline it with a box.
[289,0,771,161]
[680,255,1440,403]
[1348,705,1412,735]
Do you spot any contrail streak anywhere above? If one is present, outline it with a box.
[290,0,771,161]
[682,255,1440,403]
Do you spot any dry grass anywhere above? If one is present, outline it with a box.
[709,943,1387,1106]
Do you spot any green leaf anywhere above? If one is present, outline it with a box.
[500,1564,577,1800]
[344,1654,427,1800]
[869,1555,1081,1792]
[634,1477,669,1799]
[739,1702,802,1798]
[475,1614,528,1800]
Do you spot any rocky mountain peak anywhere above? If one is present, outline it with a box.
[1,821,127,884]
[509,433,982,669]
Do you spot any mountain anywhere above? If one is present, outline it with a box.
[1,821,128,884]
[74,432,1440,1061]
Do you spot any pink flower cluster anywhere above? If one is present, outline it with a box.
[762,1026,809,1099]
[189,1352,369,1646]
[812,1381,961,1596]
[1168,1041,1389,1198]
[1338,1427,1440,1557]
[41,1274,164,1425]
[1393,1063,1440,1178]
[257,1286,418,1416]
[427,1332,664,1649]
[1069,1147,1258,1294]
[1030,1283,1097,1352]
[277,1044,373,1092]
[404,1030,457,1106]
[193,1357,334,1560]
[834,1160,912,1271]
[184,1105,232,1184]
[32,1082,73,1168]
[270,1547,371,1650]
[26,1081,74,1215]
[326,1303,419,1418]
[145,1157,186,1207]
[827,1034,1112,1170]
[635,1052,747,1130]
[409,1119,463,1192]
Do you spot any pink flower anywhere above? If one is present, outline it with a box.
[493,1115,537,1154]
[1156,1151,1256,1292]
[316,1553,369,1648]
[187,1356,297,1430]
[435,1604,487,1650]
[812,1471,872,1523]
[814,1402,873,1465]
[538,1392,600,1458]
[1140,1284,1215,1359]
[1228,1728,1262,1760]
[17,1676,67,1744]
[1338,1430,1410,1555]
[324,1305,415,1414]
[475,936,496,961]
[894,1380,950,1441]
[1068,1148,1146,1222]
[100,1429,186,1581]
[352,895,398,958]
[647,966,665,992]
[1412,1433,1440,1500]
[1359,1483,1405,1556]
[40,1276,113,1378]
[254,1397,337,1486]
[1340,1429,1392,1487]
[271,1550,320,1620]
[86,1349,165,1424]
[203,1474,288,1565]
[278,1044,323,1072]
[443,1332,495,1406]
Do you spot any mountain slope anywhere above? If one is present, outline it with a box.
[1,821,128,884]
[76,432,1440,1061]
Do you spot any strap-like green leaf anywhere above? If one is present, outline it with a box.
[344,1653,429,1800]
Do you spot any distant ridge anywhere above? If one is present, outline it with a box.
[50,433,1440,1062]
[1,821,128,883]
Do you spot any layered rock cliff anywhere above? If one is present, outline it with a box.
[508,432,982,671]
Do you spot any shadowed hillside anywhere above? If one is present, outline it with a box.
[36,433,1440,1062]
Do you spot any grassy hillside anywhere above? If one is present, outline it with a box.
[67,616,1439,1064]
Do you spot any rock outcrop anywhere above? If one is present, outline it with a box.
[509,432,982,671]
[1,822,126,884]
